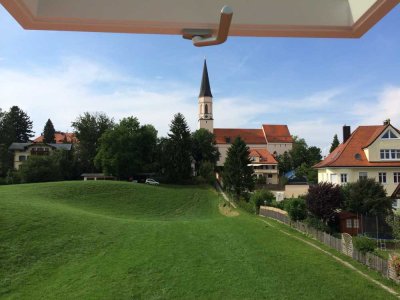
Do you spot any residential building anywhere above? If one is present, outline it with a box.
[34,132,77,144]
[198,60,293,184]
[314,121,400,196]
[9,142,72,170]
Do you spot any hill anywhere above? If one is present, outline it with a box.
[0,181,398,299]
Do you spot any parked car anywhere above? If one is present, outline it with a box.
[145,178,159,185]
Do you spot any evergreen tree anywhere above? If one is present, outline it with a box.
[2,106,33,143]
[0,106,33,175]
[329,134,340,153]
[222,137,254,199]
[191,128,220,174]
[43,119,56,143]
[162,113,192,183]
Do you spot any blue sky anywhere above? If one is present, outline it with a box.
[0,5,399,155]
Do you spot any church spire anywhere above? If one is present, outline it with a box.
[199,60,213,98]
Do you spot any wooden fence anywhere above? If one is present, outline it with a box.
[259,206,391,281]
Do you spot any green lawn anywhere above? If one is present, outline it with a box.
[0,181,398,299]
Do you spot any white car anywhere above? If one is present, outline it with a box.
[145,178,159,185]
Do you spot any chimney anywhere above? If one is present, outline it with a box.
[383,119,390,126]
[343,125,351,143]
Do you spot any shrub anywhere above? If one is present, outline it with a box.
[286,198,307,221]
[305,216,330,233]
[19,156,62,183]
[237,198,256,214]
[353,236,376,254]
[250,189,275,213]
[306,182,343,223]
[199,161,216,185]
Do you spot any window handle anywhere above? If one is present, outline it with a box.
[182,6,233,47]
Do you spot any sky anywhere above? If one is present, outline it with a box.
[0,5,399,155]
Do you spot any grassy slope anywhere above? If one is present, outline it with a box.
[0,181,398,299]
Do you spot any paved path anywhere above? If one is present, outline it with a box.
[260,217,400,299]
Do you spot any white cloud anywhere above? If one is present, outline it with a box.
[352,86,400,125]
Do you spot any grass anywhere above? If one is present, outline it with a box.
[1,181,399,299]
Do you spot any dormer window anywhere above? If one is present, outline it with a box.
[380,149,400,160]
[382,130,398,139]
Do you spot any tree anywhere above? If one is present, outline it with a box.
[0,106,34,176]
[342,178,391,216]
[43,119,56,143]
[286,198,307,221]
[277,151,292,174]
[199,161,216,184]
[250,189,275,213]
[306,182,343,223]
[95,117,158,179]
[329,134,340,153]
[162,113,192,183]
[222,137,254,199]
[192,128,220,174]
[72,112,114,173]
[387,212,400,240]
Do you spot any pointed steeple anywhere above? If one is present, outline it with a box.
[199,60,213,98]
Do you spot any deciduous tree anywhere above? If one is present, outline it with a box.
[192,128,220,173]
[72,112,114,173]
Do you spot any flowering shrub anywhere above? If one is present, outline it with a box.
[391,255,400,277]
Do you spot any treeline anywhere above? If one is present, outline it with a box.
[0,107,220,184]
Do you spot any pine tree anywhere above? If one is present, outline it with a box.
[2,106,33,143]
[163,113,192,183]
[329,134,340,153]
[43,119,56,143]
[222,137,254,199]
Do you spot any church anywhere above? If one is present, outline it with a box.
[197,61,293,185]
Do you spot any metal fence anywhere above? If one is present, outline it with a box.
[259,206,390,280]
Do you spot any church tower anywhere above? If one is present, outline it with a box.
[198,60,214,132]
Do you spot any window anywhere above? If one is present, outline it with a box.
[379,172,387,184]
[19,155,26,162]
[353,219,359,229]
[380,149,400,160]
[272,165,276,169]
[268,174,273,178]
[204,104,208,114]
[382,130,398,139]
[346,219,352,228]
[340,174,348,184]
[359,172,368,180]
[395,172,400,184]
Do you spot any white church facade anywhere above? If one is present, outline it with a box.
[197,61,293,185]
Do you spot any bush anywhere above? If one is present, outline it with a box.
[19,156,62,183]
[237,198,256,214]
[286,198,307,221]
[353,236,376,254]
[305,216,330,233]
[250,189,275,213]
[306,182,343,223]
[199,161,216,185]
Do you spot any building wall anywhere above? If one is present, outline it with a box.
[267,143,293,156]
[217,143,268,166]
[284,185,309,198]
[364,137,400,162]
[13,146,54,170]
[318,167,400,195]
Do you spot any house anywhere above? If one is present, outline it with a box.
[34,132,77,144]
[314,121,400,196]
[197,60,293,184]
[8,142,72,170]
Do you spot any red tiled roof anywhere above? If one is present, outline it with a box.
[214,128,266,144]
[314,125,400,168]
[249,148,278,164]
[34,132,77,144]
[262,125,293,143]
